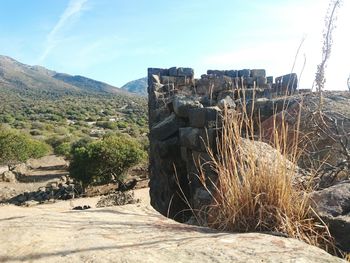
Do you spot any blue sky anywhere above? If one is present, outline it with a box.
[0,0,349,89]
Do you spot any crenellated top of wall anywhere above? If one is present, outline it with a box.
[147,67,301,221]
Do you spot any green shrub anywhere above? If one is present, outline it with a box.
[69,134,146,187]
[96,121,117,129]
[54,142,72,158]
[46,135,71,149]
[0,128,51,165]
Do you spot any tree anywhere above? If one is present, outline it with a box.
[69,134,146,188]
[0,128,51,166]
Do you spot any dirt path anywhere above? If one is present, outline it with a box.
[0,156,68,202]
[0,188,344,263]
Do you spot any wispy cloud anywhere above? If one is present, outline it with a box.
[38,0,88,63]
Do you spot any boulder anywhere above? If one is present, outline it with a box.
[2,171,16,182]
[0,165,9,175]
[310,181,350,251]
[324,215,350,252]
[261,92,350,176]
[12,163,28,176]
[96,191,139,207]
[310,181,350,217]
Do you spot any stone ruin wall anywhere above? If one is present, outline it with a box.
[148,67,299,221]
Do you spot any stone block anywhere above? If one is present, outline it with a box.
[256,76,267,86]
[218,96,236,110]
[169,67,178,76]
[150,113,184,141]
[207,70,224,76]
[177,67,194,77]
[156,137,180,158]
[225,70,238,78]
[148,68,169,76]
[266,76,274,84]
[244,77,254,86]
[198,128,217,151]
[188,106,221,128]
[251,69,266,78]
[238,69,250,78]
[173,97,203,118]
[179,127,200,150]
[191,151,217,184]
[195,78,210,95]
[180,146,189,161]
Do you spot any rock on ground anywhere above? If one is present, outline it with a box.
[310,181,350,252]
[0,189,344,263]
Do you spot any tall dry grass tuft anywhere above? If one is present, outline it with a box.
[197,99,338,254]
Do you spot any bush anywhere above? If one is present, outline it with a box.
[96,121,117,129]
[54,142,71,158]
[0,128,51,165]
[69,134,146,187]
[46,135,71,149]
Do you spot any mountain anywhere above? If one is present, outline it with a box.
[0,55,127,96]
[121,77,147,96]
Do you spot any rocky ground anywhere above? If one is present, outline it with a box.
[0,155,149,205]
[0,155,347,262]
[0,188,345,263]
[0,155,69,202]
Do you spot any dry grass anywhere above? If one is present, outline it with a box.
[195,99,339,255]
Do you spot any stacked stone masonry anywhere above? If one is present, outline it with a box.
[148,67,300,221]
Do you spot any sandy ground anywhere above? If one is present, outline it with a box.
[0,188,344,263]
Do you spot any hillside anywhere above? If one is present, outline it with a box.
[121,77,147,95]
[0,55,126,96]
[0,55,148,152]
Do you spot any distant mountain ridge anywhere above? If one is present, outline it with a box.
[121,77,147,96]
[0,55,128,95]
